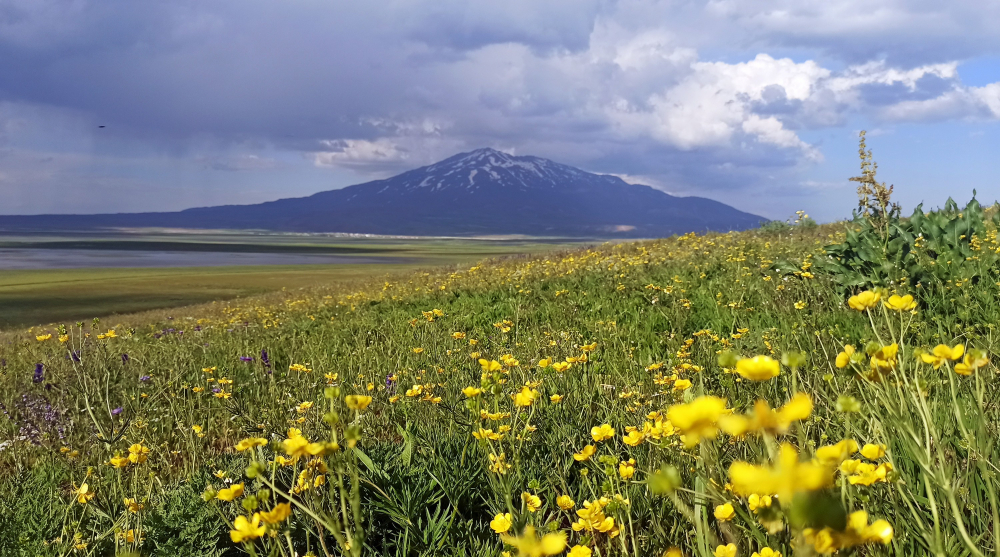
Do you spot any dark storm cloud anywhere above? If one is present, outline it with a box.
[0,0,998,219]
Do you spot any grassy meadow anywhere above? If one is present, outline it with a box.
[2,191,1000,556]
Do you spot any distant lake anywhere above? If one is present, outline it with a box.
[0,248,397,270]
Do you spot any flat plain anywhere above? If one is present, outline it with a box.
[0,231,580,329]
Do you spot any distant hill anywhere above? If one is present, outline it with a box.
[0,148,765,238]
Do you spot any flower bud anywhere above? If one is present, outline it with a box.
[245,462,265,479]
[201,487,217,502]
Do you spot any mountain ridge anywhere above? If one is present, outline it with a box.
[0,148,766,238]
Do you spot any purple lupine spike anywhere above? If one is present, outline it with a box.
[33,364,44,383]
[240,356,254,362]
[121,353,130,363]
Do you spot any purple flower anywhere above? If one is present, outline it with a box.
[240,356,254,362]
[212,388,221,394]
[121,353,130,363]
[71,351,81,362]
[111,406,123,416]
[32,363,44,383]
[139,375,151,383]
[3,393,71,445]
[385,374,396,395]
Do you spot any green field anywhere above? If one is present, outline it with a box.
[2,192,999,556]
[0,233,581,329]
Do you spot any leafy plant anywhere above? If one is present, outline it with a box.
[804,132,1000,295]
[143,478,228,557]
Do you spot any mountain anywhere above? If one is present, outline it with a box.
[0,148,765,238]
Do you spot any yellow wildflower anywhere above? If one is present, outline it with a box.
[815,439,859,466]
[479,359,503,372]
[590,424,615,442]
[230,513,266,543]
[803,510,893,553]
[217,483,244,501]
[719,393,812,436]
[573,445,596,461]
[622,430,644,446]
[463,386,482,398]
[235,437,268,451]
[618,459,635,480]
[714,503,735,521]
[847,290,880,311]
[556,495,575,510]
[883,294,916,311]
[501,525,567,557]
[729,443,834,501]
[490,512,513,533]
[513,386,540,407]
[667,396,728,447]
[747,494,772,512]
[345,395,372,410]
[860,443,886,460]
[127,444,150,464]
[869,344,899,374]
[920,344,965,369]
[75,483,95,504]
[259,502,292,524]
[735,356,780,381]
[955,350,989,375]
[835,345,855,368]
[522,491,542,512]
[714,544,737,557]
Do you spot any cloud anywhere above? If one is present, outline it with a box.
[198,154,280,172]
[0,0,998,220]
[880,83,1000,121]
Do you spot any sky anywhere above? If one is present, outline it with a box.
[0,0,998,222]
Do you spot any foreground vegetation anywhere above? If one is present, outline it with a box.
[3,142,1000,557]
